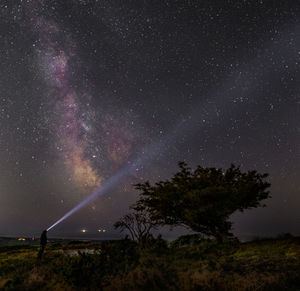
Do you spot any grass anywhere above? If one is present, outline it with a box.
[0,236,299,290]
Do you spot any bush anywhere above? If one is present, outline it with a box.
[169,234,205,248]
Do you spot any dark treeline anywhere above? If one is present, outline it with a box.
[115,162,270,244]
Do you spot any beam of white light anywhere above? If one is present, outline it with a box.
[47,165,131,231]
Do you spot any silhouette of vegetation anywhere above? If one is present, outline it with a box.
[169,234,205,248]
[114,209,158,245]
[0,237,299,290]
[134,162,271,242]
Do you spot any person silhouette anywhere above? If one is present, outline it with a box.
[38,230,47,259]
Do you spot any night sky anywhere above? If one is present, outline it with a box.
[0,1,299,239]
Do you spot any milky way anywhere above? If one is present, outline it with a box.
[27,1,139,194]
[0,1,299,238]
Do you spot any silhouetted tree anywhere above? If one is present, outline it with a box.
[114,209,157,244]
[133,162,271,242]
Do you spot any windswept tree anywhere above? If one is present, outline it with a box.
[114,209,157,244]
[133,162,271,242]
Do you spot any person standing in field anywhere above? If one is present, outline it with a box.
[37,230,47,259]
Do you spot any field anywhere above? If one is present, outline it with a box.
[0,236,299,290]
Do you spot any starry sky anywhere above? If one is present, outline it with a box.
[0,0,299,239]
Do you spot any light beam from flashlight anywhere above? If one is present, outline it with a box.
[46,134,166,232]
[46,164,132,231]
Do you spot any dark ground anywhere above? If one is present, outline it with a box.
[0,235,299,290]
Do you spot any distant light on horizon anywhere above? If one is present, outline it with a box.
[81,229,87,233]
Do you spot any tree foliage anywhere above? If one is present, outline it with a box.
[114,210,157,244]
[133,162,271,242]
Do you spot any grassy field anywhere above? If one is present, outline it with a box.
[0,236,299,290]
